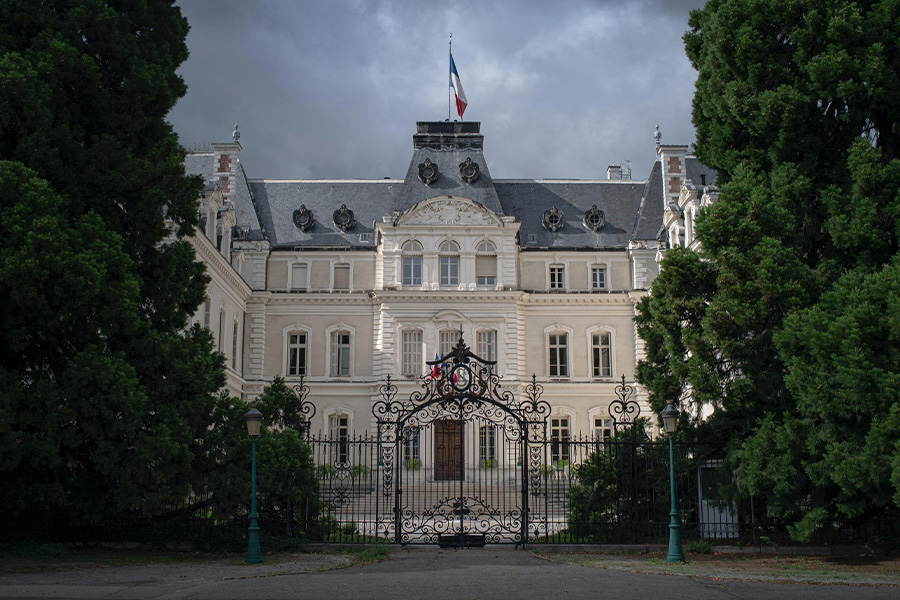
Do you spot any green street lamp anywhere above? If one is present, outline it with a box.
[660,403,685,563]
[245,407,263,564]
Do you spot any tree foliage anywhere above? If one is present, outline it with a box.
[0,1,221,520]
[638,0,900,538]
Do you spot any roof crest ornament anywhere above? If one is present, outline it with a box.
[233,123,241,142]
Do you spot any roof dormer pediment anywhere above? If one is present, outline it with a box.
[394,195,503,227]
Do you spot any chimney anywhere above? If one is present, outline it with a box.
[607,165,622,180]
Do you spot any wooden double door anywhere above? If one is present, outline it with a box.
[434,419,463,480]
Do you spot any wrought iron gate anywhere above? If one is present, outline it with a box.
[372,336,550,546]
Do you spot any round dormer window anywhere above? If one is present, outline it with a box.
[459,157,480,183]
[333,204,355,231]
[542,205,564,232]
[417,158,439,185]
[293,204,315,231]
[583,205,605,232]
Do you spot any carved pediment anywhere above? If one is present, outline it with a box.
[396,196,502,227]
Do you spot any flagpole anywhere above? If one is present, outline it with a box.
[448,33,452,121]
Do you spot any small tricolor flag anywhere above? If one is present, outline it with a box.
[450,53,467,119]
[432,354,440,378]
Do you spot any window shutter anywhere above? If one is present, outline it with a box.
[476,255,497,277]
[292,264,308,289]
[334,264,350,289]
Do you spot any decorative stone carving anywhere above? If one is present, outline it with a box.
[582,204,605,232]
[401,198,500,226]
[542,205,564,232]
[333,204,355,231]
[417,158,439,185]
[292,204,315,231]
[459,157,480,183]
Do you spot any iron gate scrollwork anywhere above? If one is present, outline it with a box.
[373,335,550,546]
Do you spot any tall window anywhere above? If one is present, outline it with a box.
[551,417,570,462]
[594,417,614,445]
[477,330,497,364]
[330,331,351,377]
[479,425,496,463]
[202,298,211,329]
[402,426,420,463]
[548,333,568,378]
[333,263,350,290]
[288,332,307,376]
[291,263,308,290]
[549,264,565,290]
[231,319,239,369]
[592,332,612,378]
[591,266,607,290]
[329,414,349,464]
[475,240,497,287]
[401,329,423,376]
[439,240,460,287]
[218,309,226,352]
[402,240,423,286]
[439,330,458,357]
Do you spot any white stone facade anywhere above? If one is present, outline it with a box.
[186,122,713,438]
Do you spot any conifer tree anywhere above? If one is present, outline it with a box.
[637,0,900,537]
[0,1,223,519]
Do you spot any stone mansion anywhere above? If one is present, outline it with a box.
[185,121,717,441]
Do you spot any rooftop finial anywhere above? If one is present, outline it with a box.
[233,123,241,142]
[654,123,661,152]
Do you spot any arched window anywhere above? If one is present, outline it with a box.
[475,240,497,287]
[401,240,423,287]
[328,327,353,377]
[548,331,569,378]
[439,240,460,287]
[285,329,309,377]
[587,326,616,379]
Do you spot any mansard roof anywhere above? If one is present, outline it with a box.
[495,180,646,249]
[184,121,715,251]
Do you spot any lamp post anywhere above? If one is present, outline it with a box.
[245,407,263,564]
[660,403,685,563]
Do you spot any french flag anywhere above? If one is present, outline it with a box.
[450,53,467,119]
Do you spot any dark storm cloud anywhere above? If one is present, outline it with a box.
[169,0,706,180]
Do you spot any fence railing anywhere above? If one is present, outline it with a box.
[10,433,898,549]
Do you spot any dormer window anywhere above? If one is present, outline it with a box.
[543,205,564,232]
[417,158,439,185]
[333,204,355,231]
[583,205,605,232]
[293,204,315,231]
[459,157,480,183]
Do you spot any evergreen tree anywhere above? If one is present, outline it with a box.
[638,0,900,537]
[0,1,222,520]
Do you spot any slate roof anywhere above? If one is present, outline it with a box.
[247,179,398,248]
[631,161,665,242]
[185,121,716,251]
[686,156,717,188]
[494,180,646,249]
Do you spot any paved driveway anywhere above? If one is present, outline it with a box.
[1,547,897,599]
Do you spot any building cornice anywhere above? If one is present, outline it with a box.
[190,230,252,298]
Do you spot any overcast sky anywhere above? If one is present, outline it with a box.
[168,0,706,181]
